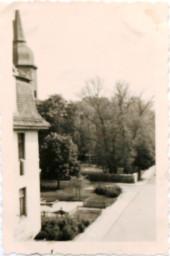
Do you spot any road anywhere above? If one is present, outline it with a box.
[75,167,156,241]
[102,174,156,241]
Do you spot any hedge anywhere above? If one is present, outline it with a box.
[81,170,102,176]
[94,185,122,197]
[35,217,90,241]
[87,172,137,183]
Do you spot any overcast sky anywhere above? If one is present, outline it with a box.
[0,1,168,102]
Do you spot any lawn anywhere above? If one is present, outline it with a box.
[72,207,101,223]
[41,176,92,202]
[41,165,122,208]
[41,177,120,209]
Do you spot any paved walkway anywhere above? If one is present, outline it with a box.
[75,166,156,241]
[103,174,156,241]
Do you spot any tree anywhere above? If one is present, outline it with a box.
[37,80,155,177]
[79,79,155,174]
[37,94,69,135]
[79,77,114,171]
[40,133,80,188]
[69,176,83,200]
[37,95,87,161]
[126,94,155,178]
[111,82,155,175]
[110,82,136,172]
[133,137,155,180]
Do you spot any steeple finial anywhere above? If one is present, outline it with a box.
[13,10,26,42]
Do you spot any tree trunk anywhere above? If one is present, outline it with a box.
[137,169,141,181]
[78,188,81,200]
[57,176,60,189]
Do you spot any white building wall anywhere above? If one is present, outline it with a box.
[13,131,41,240]
[0,10,17,249]
[1,8,43,248]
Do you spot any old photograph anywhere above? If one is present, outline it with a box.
[0,1,168,255]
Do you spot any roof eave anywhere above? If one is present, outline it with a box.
[13,124,50,131]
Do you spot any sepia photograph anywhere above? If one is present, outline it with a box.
[0,1,168,255]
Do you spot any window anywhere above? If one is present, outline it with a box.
[18,133,25,175]
[19,188,26,217]
[18,133,25,159]
[34,90,37,98]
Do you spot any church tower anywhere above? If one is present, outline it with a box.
[12,10,49,240]
[13,10,37,98]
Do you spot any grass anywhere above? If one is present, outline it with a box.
[41,180,72,191]
[41,179,119,209]
[72,208,101,223]
[41,176,92,202]
[41,165,122,207]
[84,194,117,208]
[80,165,103,176]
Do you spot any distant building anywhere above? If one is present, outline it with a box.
[12,10,49,240]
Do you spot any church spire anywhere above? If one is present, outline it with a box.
[13,10,49,129]
[13,9,35,67]
[13,10,38,98]
[13,10,26,43]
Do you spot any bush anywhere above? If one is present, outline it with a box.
[35,230,48,240]
[94,185,122,198]
[82,219,90,227]
[60,226,74,240]
[78,223,85,233]
[35,216,87,241]
[87,173,136,183]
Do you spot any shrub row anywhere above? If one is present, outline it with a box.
[81,170,103,176]
[94,185,122,198]
[35,217,90,241]
[87,173,137,183]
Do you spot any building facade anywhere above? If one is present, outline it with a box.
[12,10,49,240]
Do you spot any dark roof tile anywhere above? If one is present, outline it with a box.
[13,78,49,130]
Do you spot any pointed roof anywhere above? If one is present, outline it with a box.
[13,10,50,131]
[13,10,36,67]
[13,10,26,43]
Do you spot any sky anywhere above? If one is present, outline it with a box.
[0,1,168,102]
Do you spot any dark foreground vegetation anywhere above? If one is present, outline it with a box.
[35,209,101,241]
[36,183,122,241]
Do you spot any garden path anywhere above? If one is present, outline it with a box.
[103,174,156,241]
